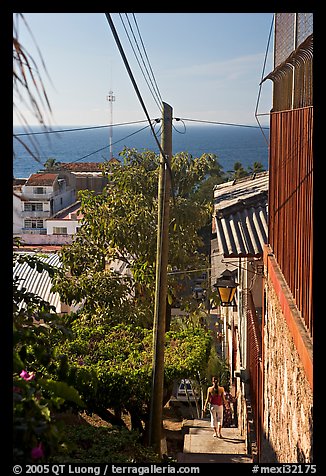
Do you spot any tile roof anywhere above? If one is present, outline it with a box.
[25,173,59,186]
[59,162,104,172]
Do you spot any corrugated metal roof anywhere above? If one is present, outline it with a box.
[215,202,268,257]
[13,252,62,312]
[13,252,132,312]
[213,172,269,258]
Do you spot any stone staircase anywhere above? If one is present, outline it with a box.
[177,418,253,463]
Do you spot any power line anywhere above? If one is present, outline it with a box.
[15,116,270,165]
[69,122,154,163]
[14,116,269,139]
[104,13,169,169]
[176,117,269,130]
[119,13,162,112]
[13,119,151,136]
[255,14,274,145]
[132,14,163,105]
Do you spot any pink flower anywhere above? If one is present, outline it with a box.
[31,443,44,460]
[20,370,35,381]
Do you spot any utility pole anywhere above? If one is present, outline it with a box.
[149,102,173,457]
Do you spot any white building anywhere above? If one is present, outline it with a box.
[46,201,81,236]
[13,172,76,239]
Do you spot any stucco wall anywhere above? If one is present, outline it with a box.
[261,282,313,463]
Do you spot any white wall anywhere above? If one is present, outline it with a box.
[46,219,79,235]
[16,234,73,245]
[13,195,23,234]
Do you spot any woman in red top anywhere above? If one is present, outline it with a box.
[203,376,226,437]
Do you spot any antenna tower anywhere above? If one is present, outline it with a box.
[106,90,115,160]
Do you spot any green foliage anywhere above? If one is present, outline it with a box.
[53,319,211,419]
[205,345,230,387]
[13,147,231,461]
[55,148,223,329]
[51,424,161,463]
[13,253,83,462]
[164,328,212,382]
[43,157,61,170]
[38,379,84,407]
[227,160,265,180]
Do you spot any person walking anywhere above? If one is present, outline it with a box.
[203,376,226,438]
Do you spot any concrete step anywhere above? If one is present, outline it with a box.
[177,452,253,463]
[177,419,253,463]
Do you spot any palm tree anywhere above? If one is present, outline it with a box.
[227,161,248,181]
[43,157,61,170]
[13,13,53,163]
[248,161,265,174]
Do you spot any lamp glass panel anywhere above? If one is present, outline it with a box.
[218,287,233,303]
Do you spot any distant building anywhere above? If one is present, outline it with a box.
[46,201,82,237]
[13,250,131,314]
[56,162,109,194]
[13,172,76,238]
[13,162,110,246]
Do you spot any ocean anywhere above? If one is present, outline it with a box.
[13,123,269,178]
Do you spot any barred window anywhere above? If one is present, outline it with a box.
[24,202,43,211]
[53,227,68,235]
[33,187,45,194]
[24,219,44,228]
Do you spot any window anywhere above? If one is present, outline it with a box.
[33,187,45,195]
[53,227,67,235]
[24,202,43,212]
[24,219,44,229]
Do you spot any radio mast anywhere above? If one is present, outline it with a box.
[106,90,115,160]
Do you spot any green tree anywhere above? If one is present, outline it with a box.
[43,157,61,170]
[53,320,211,439]
[248,161,265,174]
[54,148,222,326]
[227,161,249,180]
[50,147,217,439]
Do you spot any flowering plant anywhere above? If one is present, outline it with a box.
[13,253,83,463]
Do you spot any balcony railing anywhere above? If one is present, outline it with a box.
[21,187,73,200]
[21,228,47,235]
[21,211,51,218]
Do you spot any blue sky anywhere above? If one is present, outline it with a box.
[13,13,274,127]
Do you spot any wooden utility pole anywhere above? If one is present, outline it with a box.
[149,102,173,456]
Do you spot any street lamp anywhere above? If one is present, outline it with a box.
[213,269,239,306]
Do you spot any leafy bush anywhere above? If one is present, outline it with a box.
[50,424,161,463]
[13,252,84,462]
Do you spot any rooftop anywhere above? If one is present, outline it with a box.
[13,252,62,312]
[25,173,59,186]
[214,171,269,210]
[59,162,104,172]
[48,201,83,221]
[213,171,269,258]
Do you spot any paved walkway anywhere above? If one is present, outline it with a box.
[177,418,253,463]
